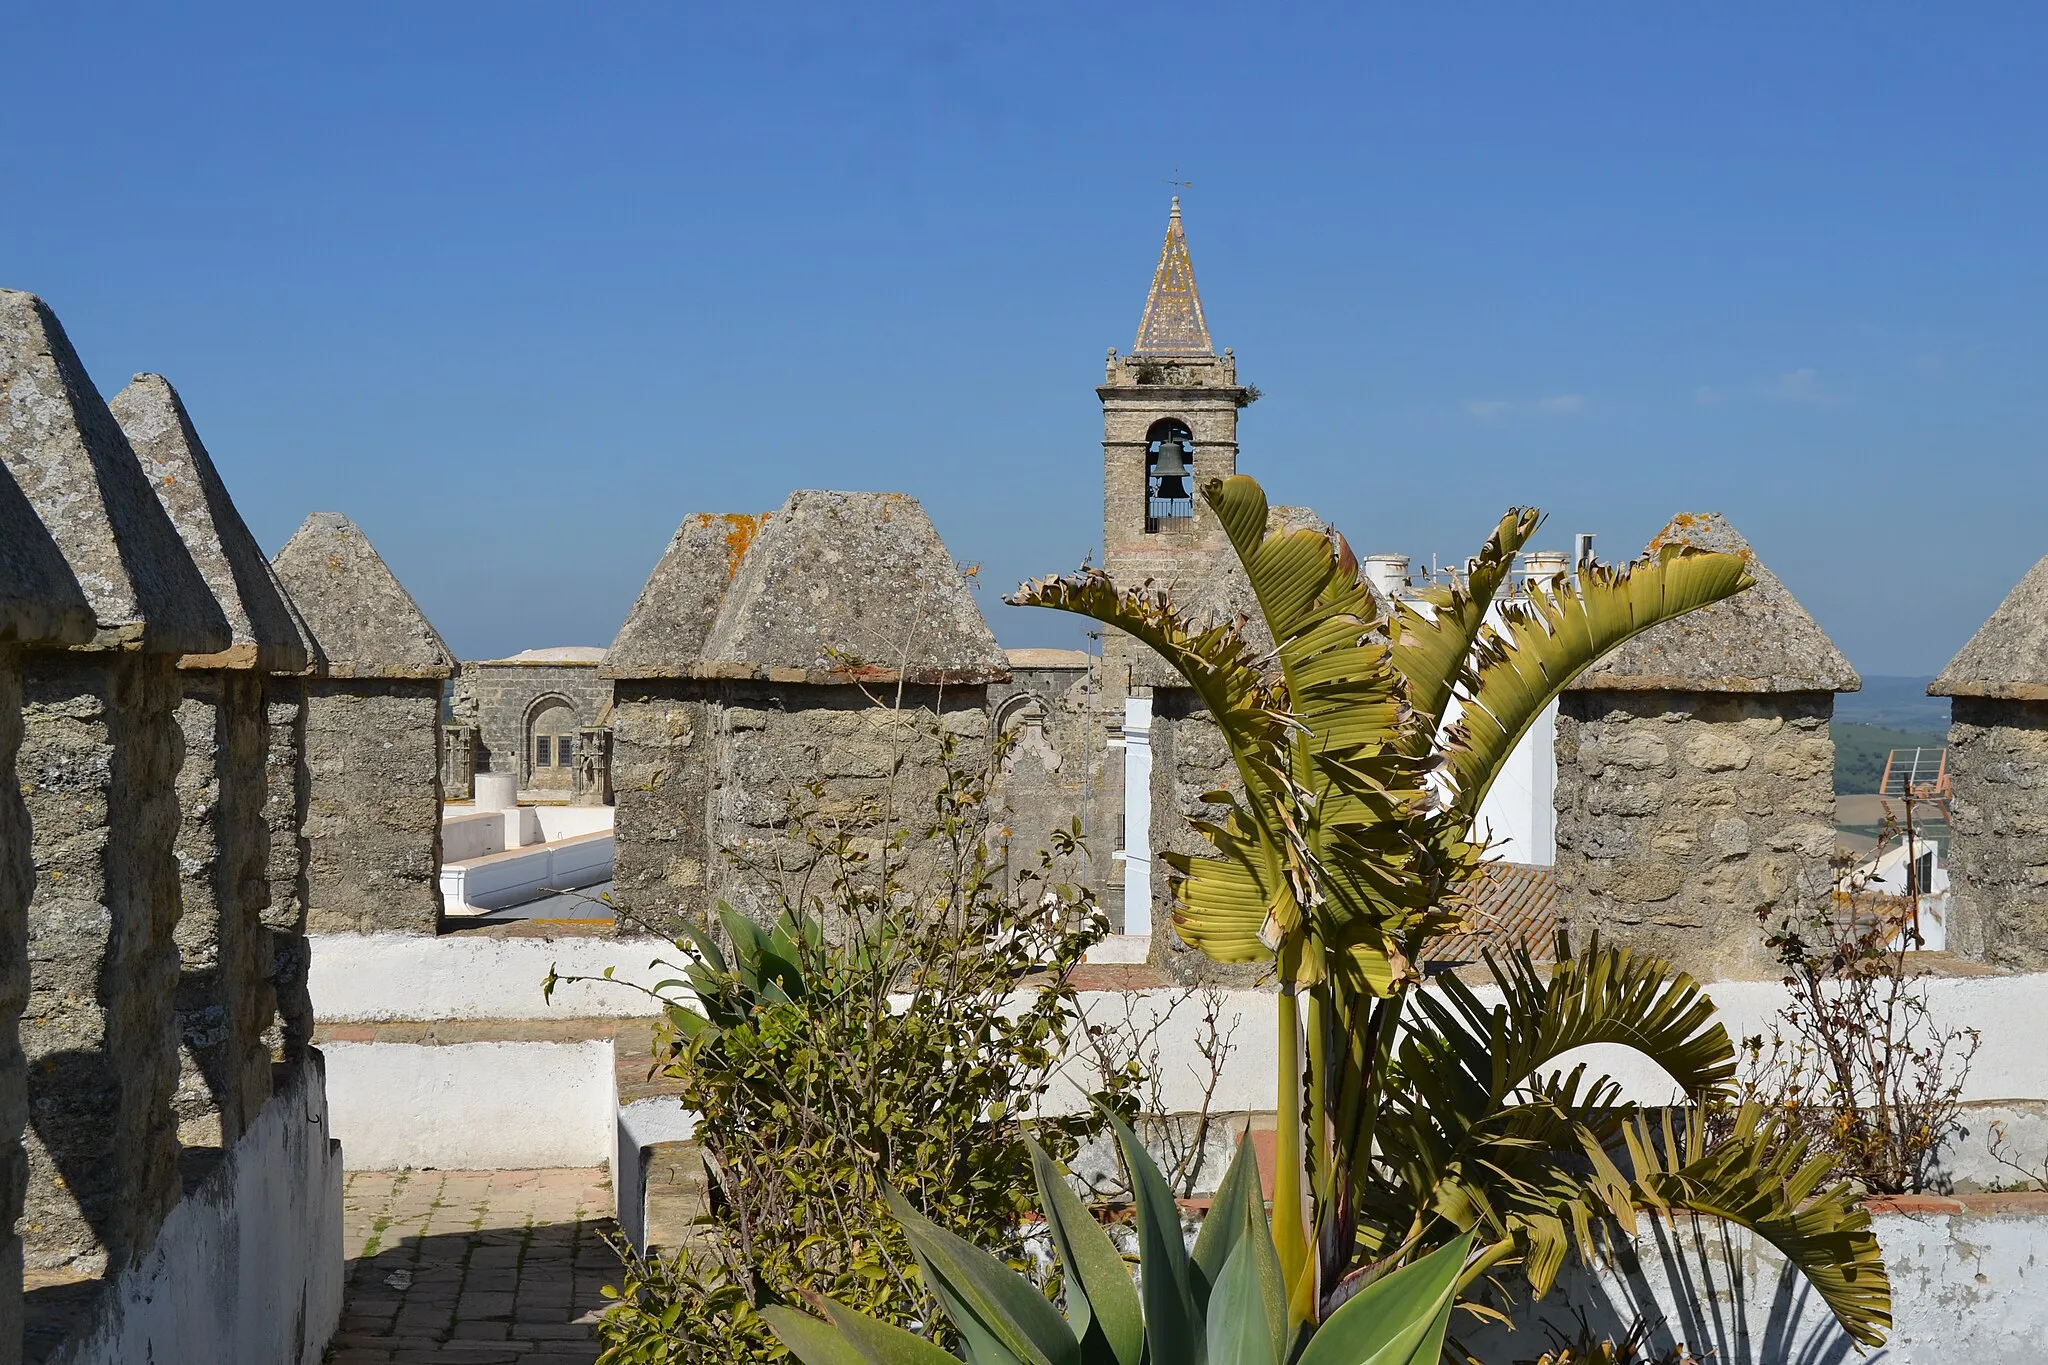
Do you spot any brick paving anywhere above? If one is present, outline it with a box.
[328,1167,619,1363]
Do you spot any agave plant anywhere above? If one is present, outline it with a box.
[1010,475,1889,1346]
[764,1113,1474,1365]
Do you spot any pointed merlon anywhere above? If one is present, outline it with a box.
[601,511,773,679]
[0,289,230,655]
[605,491,1009,685]
[1574,512,1860,694]
[1132,197,1215,357]
[1932,555,2048,699]
[270,513,454,680]
[0,459,94,646]
[110,374,309,674]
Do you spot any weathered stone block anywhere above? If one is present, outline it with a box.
[301,681,445,934]
[1943,698,2048,966]
[18,654,185,1277]
[1557,690,1839,979]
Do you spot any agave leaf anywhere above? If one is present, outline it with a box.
[1190,1126,1263,1299]
[1442,543,1753,817]
[1027,1138,1143,1365]
[762,1299,965,1365]
[1205,1237,1279,1365]
[883,1188,1080,1365]
[761,1304,882,1365]
[1104,1111,1203,1365]
[1295,1230,1473,1365]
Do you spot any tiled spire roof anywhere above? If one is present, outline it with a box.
[1133,197,1214,357]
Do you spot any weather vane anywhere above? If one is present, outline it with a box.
[1164,166,1193,193]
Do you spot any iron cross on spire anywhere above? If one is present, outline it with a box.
[1163,167,1193,193]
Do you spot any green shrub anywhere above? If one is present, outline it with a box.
[569,735,1146,1361]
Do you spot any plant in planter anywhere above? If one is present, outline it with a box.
[765,1115,1473,1365]
[1011,475,1890,1346]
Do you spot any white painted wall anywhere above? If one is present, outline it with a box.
[441,832,613,914]
[441,805,615,861]
[310,932,679,1021]
[324,1040,617,1169]
[1118,697,1154,934]
[59,1054,344,1365]
[1464,1207,2048,1365]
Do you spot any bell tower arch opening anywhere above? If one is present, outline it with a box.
[1144,418,1195,534]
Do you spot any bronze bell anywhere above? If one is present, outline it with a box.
[1152,436,1191,501]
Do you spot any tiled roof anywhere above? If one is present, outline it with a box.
[1424,862,1561,966]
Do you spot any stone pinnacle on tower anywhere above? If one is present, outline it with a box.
[1133,197,1214,357]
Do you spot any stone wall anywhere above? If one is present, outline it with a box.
[170,672,275,1152]
[263,680,314,1055]
[987,658,1118,908]
[18,655,187,1278]
[451,661,610,791]
[0,649,27,1357]
[1144,689,1269,984]
[302,681,445,934]
[1943,697,2048,967]
[611,681,990,935]
[1554,689,1837,979]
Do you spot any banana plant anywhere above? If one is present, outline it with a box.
[763,1113,1474,1365]
[1010,475,1890,1348]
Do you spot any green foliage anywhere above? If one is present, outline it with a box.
[575,736,1145,1362]
[764,1120,1472,1365]
[1012,474,1891,1347]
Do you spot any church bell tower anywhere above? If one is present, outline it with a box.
[1099,197,1249,592]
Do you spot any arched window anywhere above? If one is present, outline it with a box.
[527,699,579,790]
[1144,418,1194,534]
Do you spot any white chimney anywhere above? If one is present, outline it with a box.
[1361,553,1410,599]
[1520,550,1571,590]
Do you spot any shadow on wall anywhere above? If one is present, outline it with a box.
[1464,1217,1869,1365]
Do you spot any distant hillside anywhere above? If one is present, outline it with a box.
[1834,676,1950,733]
[1833,720,1948,796]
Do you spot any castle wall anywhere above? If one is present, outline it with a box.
[170,672,276,1151]
[302,680,445,934]
[0,651,28,1357]
[262,680,314,1057]
[1554,689,1838,979]
[1943,696,2048,967]
[451,661,611,789]
[17,654,187,1279]
[987,660,1119,908]
[611,680,991,935]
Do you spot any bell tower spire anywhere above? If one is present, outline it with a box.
[1133,197,1213,356]
[1098,198,1247,567]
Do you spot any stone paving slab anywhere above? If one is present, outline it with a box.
[329,1167,618,1363]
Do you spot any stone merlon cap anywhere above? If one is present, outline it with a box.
[110,374,310,674]
[1573,512,1860,694]
[270,512,454,680]
[604,490,1009,685]
[1931,555,2048,699]
[0,289,231,654]
[0,459,94,647]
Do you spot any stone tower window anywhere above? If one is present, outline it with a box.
[527,699,579,789]
[1144,417,1195,534]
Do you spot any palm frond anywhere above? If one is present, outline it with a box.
[1442,544,1754,817]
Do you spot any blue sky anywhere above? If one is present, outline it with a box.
[5,4,2042,675]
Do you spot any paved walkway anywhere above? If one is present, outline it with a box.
[329,1168,618,1363]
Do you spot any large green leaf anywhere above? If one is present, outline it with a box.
[1105,1112,1203,1365]
[1442,543,1753,817]
[762,1300,966,1365]
[1295,1231,1472,1365]
[1205,1236,1280,1365]
[884,1188,1080,1365]
[1027,1138,1143,1365]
